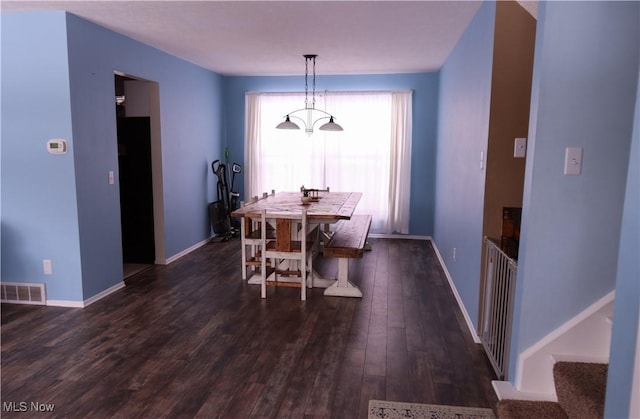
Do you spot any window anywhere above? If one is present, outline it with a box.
[245,90,412,234]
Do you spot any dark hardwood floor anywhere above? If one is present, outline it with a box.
[1,238,498,418]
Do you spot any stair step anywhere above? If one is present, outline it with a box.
[553,361,607,419]
[497,399,568,418]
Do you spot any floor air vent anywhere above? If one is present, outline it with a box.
[1,282,46,305]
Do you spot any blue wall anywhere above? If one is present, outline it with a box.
[223,73,439,236]
[434,2,639,413]
[511,0,639,363]
[1,12,83,301]
[433,1,496,327]
[605,56,640,419]
[1,12,224,301]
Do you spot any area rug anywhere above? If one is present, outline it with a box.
[368,400,496,419]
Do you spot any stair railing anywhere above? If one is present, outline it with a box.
[480,237,518,380]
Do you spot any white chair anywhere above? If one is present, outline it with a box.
[260,209,314,300]
[241,191,276,280]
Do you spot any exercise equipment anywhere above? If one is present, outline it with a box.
[209,159,242,240]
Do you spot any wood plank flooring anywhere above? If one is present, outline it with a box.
[1,238,498,418]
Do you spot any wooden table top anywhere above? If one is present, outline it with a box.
[230,191,362,221]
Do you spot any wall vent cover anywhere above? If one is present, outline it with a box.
[1,282,46,305]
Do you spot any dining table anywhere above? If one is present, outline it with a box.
[230,191,361,221]
[230,190,362,291]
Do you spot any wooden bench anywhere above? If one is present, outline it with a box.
[322,214,372,298]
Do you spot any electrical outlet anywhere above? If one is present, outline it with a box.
[452,247,456,262]
[43,259,52,275]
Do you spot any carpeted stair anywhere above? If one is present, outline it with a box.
[497,362,608,419]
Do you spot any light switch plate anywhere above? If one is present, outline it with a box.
[514,138,527,158]
[564,147,583,175]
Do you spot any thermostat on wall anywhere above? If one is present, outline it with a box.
[47,139,67,154]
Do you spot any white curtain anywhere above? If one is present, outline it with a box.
[389,91,413,234]
[244,90,412,234]
[245,93,262,198]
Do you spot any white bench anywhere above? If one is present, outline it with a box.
[322,214,372,298]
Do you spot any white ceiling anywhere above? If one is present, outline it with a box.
[2,1,537,76]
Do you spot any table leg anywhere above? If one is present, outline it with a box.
[323,258,363,298]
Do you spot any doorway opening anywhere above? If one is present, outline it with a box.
[114,73,165,278]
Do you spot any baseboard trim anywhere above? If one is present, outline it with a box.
[160,237,213,265]
[551,354,609,364]
[492,380,556,402]
[46,281,126,308]
[45,299,85,308]
[430,241,480,343]
[83,281,126,307]
[369,233,432,240]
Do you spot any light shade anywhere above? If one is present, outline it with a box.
[276,115,300,130]
[319,117,343,131]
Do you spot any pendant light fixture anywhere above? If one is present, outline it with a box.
[276,54,343,135]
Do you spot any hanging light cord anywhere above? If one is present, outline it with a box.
[304,56,309,109]
[311,55,316,109]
